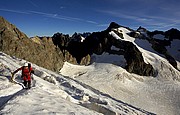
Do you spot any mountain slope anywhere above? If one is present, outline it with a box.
[0,52,155,115]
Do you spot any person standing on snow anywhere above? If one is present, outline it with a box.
[12,63,34,89]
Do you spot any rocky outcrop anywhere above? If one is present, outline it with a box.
[52,32,91,65]
[0,16,64,72]
[135,28,179,69]
[108,35,154,76]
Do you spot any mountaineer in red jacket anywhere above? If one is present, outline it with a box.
[12,63,34,89]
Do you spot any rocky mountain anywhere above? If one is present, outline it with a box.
[0,16,179,76]
[0,16,64,72]
[53,22,179,76]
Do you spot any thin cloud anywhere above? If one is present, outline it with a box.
[99,10,180,30]
[97,24,109,27]
[139,14,180,30]
[29,10,55,17]
[29,10,83,22]
[144,15,180,24]
[29,10,99,25]
[28,0,39,8]
[0,8,30,14]
[60,6,65,9]
[0,8,98,25]
[86,20,98,24]
[99,10,140,21]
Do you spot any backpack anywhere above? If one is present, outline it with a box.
[22,66,31,78]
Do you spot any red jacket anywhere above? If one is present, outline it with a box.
[14,66,33,81]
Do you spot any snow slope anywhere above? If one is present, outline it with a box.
[60,27,180,115]
[0,52,155,115]
[60,62,180,115]
[0,53,102,115]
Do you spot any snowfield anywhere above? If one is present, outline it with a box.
[0,52,155,115]
[60,61,180,115]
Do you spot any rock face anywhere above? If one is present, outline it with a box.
[135,27,179,69]
[108,35,154,76]
[52,32,91,65]
[0,16,64,72]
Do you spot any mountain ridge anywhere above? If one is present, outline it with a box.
[0,16,179,76]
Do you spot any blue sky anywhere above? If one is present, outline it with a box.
[0,0,180,37]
